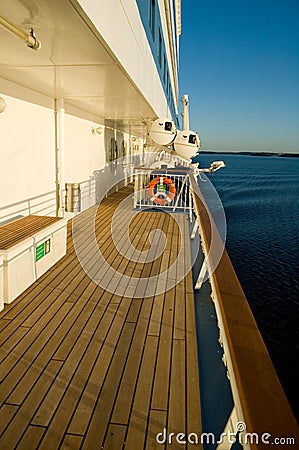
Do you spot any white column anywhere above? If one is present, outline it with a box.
[55,98,65,217]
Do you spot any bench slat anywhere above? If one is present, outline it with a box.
[0,215,62,250]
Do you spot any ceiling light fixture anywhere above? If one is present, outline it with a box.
[0,97,6,113]
[91,126,103,135]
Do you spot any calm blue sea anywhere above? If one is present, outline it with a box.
[194,153,299,420]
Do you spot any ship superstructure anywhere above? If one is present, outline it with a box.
[0,2,298,449]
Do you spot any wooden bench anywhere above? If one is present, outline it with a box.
[0,215,68,309]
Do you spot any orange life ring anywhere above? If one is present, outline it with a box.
[148,176,176,205]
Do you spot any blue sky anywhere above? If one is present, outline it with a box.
[178,0,299,153]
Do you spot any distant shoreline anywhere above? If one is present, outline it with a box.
[199,151,299,158]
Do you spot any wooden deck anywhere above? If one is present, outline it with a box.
[0,185,202,450]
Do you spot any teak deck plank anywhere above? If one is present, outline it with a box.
[125,335,159,450]
[104,424,127,450]
[186,291,202,450]
[151,287,175,412]
[111,296,154,425]
[60,434,83,450]
[0,359,63,449]
[0,185,202,449]
[80,322,135,450]
[166,339,186,450]
[15,426,46,450]
[146,409,168,449]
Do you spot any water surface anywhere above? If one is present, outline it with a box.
[194,153,299,420]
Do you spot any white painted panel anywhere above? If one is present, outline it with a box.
[35,224,67,279]
[2,239,35,304]
[1,220,68,304]
[0,1,161,128]
[0,254,3,311]
[0,93,55,209]
[64,113,105,183]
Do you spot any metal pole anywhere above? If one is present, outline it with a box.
[181,94,189,130]
[54,99,65,217]
[0,15,41,50]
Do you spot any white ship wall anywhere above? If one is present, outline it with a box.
[0,0,178,220]
[64,114,105,183]
[0,88,142,221]
[0,87,129,220]
[0,93,55,210]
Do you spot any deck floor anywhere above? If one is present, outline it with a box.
[0,186,202,450]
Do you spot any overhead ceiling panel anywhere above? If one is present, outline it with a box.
[0,0,155,134]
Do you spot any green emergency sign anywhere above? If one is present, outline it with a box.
[36,239,51,262]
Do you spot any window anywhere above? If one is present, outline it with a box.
[163,55,167,82]
[158,29,162,67]
[166,72,169,96]
[149,0,156,40]
[189,134,197,144]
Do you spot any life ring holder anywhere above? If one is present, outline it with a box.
[148,176,176,205]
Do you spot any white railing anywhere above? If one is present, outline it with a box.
[0,152,192,224]
[143,148,191,168]
[133,167,194,219]
[79,178,97,212]
[0,190,57,224]
[61,151,192,215]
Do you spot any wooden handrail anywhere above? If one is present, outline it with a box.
[189,173,298,448]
